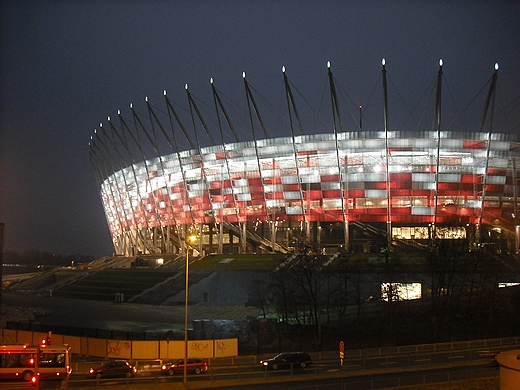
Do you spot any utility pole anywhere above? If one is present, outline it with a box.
[0,223,4,312]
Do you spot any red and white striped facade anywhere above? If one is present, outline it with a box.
[97,130,520,256]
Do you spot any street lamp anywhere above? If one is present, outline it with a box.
[184,234,196,384]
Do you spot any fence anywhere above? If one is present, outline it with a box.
[0,328,238,360]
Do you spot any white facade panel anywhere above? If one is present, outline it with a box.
[286,206,303,214]
[366,190,387,198]
[486,175,506,185]
[284,191,301,200]
[412,207,433,215]
[438,173,461,183]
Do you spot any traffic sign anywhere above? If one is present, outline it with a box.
[339,340,345,365]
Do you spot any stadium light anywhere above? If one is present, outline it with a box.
[184,234,197,384]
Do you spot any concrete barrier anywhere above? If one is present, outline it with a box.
[496,349,520,390]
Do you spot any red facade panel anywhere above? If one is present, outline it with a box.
[461,174,480,184]
[308,206,324,215]
[305,190,323,199]
[390,207,411,215]
[390,189,412,197]
[266,192,285,200]
[249,186,264,194]
[346,189,364,198]
[249,178,262,186]
[323,190,341,198]
[250,192,264,200]
[485,184,504,193]
[390,181,411,189]
[365,208,387,215]
[389,173,412,182]
[321,174,340,182]
[463,140,487,149]
[264,177,282,185]
[366,182,387,189]
[283,184,300,191]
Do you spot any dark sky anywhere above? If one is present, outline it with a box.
[1,0,519,258]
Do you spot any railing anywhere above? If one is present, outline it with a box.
[64,348,501,389]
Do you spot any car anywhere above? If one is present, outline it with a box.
[161,358,208,375]
[260,352,312,370]
[476,349,501,366]
[89,360,137,379]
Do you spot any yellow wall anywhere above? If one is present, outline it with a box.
[0,329,238,359]
[107,340,132,359]
[215,338,238,358]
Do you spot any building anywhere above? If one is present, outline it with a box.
[89,62,520,256]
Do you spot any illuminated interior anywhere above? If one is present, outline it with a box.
[381,283,422,301]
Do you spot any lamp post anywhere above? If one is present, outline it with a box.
[183,235,196,384]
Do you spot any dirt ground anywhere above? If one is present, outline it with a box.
[0,292,261,334]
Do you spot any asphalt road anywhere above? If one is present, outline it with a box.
[0,362,499,390]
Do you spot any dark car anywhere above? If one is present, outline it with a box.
[260,352,312,370]
[89,360,137,379]
[161,358,208,375]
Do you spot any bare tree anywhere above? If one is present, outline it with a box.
[248,278,270,318]
[424,237,472,341]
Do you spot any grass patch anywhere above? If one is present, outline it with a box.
[190,254,286,271]
[53,269,176,301]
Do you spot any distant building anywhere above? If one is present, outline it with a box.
[89,62,520,256]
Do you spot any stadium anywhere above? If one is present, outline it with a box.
[89,61,520,257]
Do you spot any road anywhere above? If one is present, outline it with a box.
[0,342,504,389]
[0,292,511,389]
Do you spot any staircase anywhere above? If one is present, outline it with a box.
[129,269,214,305]
[9,269,58,292]
[351,221,428,250]
[224,222,289,253]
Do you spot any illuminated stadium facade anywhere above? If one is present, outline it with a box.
[89,61,520,256]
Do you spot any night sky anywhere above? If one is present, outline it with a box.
[1,0,519,259]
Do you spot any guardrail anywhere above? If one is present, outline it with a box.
[64,354,499,389]
[68,336,512,376]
